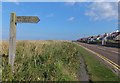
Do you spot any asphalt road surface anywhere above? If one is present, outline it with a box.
[76,42,120,73]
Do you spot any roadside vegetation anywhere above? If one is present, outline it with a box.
[1,40,119,81]
[76,43,120,81]
[0,64,1,82]
[2,41,81,81]
[0,41,2,82]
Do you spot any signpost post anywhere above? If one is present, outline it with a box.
[9,12,40,71]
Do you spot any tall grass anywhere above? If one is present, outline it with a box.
[2,41,119,81]
[2,40,81,81]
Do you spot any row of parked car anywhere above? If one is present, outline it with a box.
[77,30,120,46]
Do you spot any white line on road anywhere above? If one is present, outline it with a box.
[97,47,119,54]
[111,51,119,54]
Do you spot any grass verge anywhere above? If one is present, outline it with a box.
[75,43,120,82]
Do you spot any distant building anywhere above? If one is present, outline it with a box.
[102,33,108,45]
[114,34,120,41]
[87,36,99,44]
[97,35,103,41]
[77,29,120,45]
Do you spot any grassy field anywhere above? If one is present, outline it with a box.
[1,40,119,81]
[2,40,81,81]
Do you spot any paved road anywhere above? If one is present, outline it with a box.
[76,42,119,65]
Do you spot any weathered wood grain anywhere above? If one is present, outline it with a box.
[9,13,16,71]
[17,16,40,23]
[9,13,40,72]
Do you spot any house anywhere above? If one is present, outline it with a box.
[102,33,109,45]
[114,34,120,41]
[101,31,120,45]
[97,35,103,41]
[81,38,88,42]
[112,30,120,41]
[76,30,120,45]
[77,38,87,42]
[87,36,98,44]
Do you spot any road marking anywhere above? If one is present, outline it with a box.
[111,51,119,54]
[98,47,106,51]
[98,47,119,54]
[74,43,120,71]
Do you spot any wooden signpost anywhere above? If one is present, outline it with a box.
[17,16,40,23]
[9,13,40,71]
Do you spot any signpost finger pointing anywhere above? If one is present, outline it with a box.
[9,13,40,72]
[17,16,40,23]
